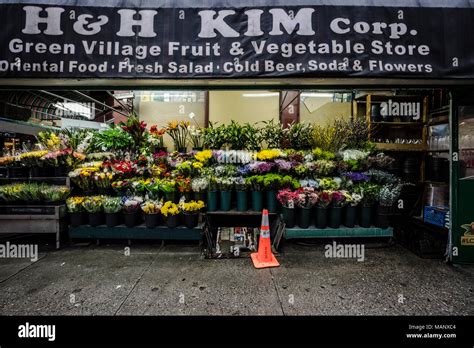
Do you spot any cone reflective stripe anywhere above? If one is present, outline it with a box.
[251,209,280,269]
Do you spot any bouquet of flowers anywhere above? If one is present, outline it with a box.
[191,177,209,193]
[42,186,71,202]
[68,166,100,193]
[167,120,190,151]
[66,196,85,213]
[216,177,235,191]
[248,161,274,174]
[176,177,192,193]
[295,187,318,208]
[160,179,176,193]
[194,150,213,164]
[181,200,205,213]
[149,125,167,149]
[103,196,122,214]
[318,177,340,190]
[111,180,133,195]
[312,147,335,160]
[93,171,115,191]
[188,125,204,149]
[378,184,402,207]
[18,150,49,167]
[82,196,104,213]
[245,175,264,191]
[37,131,61,151]
[161,201,180,217]
[354,183,381,207]
[343,172,370,184]
[277,189,299,209]
[112,160,136,178]
[314,159,336,176]
[274,159,296,173]
[234,177,248,191]
[317,190,332,208]
[141,200,162,214]
[122,196,143,213]
[256,149,283,161]
[330,190,345,207]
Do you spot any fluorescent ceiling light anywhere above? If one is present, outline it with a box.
[301,92,334,98]
[242,93,279,98]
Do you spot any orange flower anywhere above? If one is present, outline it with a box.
[167,120,178,130]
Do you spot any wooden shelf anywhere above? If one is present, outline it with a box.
[375,143,427,152]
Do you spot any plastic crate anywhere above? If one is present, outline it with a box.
[423,206,449,228]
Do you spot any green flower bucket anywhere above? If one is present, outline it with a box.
[207,191,218,212]
[236,190,248,212]
[282,207,296,228]
[298,207,311,229]
[251,191,263,212]
[266,190,277,213]
[219,190,232,211]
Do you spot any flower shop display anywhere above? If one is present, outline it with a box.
[2,114,406,236]
[181,200,205,228]
[122,196,143,227]
[141,200,163,228]
[161,201,180,228]
[82,195,105,227]
[103,196,122,227]
[0,183,70,204]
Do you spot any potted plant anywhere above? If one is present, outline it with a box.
[141,200,162,228]
[103,196,122,227]
[122,196,143,227]
[343,192,362,228]
[234,177,249,212]
[206,176,218,212]
[315,190,331,229]
[277,189,298,228]
[376,184,402,228]
[328,190,345,228]
[82,196,104,227]
[181,200,205,228]
[296,187,318,229]
[161,201,180,228]
[191,177,208,204]
[356,183,381,228]
[188,124,204,151]
[217,177,234,211]
[167,120,189,152]
[245,175,264,212]
[66,196,86,227]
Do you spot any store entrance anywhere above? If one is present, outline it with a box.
[0,87,458,262]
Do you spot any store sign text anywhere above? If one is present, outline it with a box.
[0,3,472,79]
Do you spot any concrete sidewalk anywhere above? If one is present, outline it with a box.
[0,241,473,315]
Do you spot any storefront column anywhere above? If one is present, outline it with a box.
[280,91,300,127]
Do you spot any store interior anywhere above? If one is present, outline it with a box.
[0,87,468,259]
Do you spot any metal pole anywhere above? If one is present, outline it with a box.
[72,90,129,117]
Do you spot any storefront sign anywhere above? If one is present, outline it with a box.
[0,1,473,79]
[460,222,474,246]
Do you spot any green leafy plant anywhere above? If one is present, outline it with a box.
[261,119,284,149]
[283,122,313,150]
[90,127,134,152]
[378,184,402,207]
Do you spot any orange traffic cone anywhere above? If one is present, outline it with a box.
[251,209,280,269]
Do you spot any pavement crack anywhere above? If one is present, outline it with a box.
[0,253,48,285]
[269,268,286,316]
[113,245,163,315]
